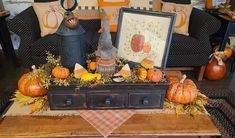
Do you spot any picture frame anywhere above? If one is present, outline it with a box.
[116,8,175,71]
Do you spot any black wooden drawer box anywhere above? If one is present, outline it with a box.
[48,83,168,110]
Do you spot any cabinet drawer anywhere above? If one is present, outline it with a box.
[50,94,86,109]
[88,93,127,109]
[129,93,162,108]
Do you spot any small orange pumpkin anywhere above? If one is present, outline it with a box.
[224,47,232,59]
[147,68,163,83]
[137,67,147,80]
[166,75,198,104]
[89,62,97,71]
[18,72,47,97]
[143,42,151,53]
[52,66,70,79]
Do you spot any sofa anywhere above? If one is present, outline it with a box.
[8,1,221,80]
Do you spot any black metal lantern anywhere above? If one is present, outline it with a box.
[56,0,86,70]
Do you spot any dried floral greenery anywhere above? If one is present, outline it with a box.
[12,91,48,113]
[164,92,208,116]
[13,52,203,114]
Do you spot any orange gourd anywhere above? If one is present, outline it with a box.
[205,58,226,80]
[137,67,147,80]
[52,66,70,79]
[147,68,163,83]
[166,75,198,104]
[18,72,47,97]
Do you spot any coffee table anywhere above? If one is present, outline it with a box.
[0,113,220,137]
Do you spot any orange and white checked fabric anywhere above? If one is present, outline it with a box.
[79,110,136,138]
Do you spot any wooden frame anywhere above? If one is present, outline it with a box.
[116,8,175,71]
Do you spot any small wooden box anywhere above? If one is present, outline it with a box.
[48,83,168,110]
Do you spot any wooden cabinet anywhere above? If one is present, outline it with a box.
[48,83,167,110]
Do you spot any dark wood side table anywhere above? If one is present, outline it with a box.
[217,15,235,51]
[206,9,235,51]
[231,50,235,73]
[0,11,17,64]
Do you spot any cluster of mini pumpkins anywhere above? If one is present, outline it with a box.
[137,57,163,83]
[17,63,101,97]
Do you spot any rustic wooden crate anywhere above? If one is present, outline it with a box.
[48,83,168,110]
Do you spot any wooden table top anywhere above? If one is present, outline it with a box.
[0,114,220,137]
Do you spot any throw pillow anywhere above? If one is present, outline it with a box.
[97,0,130,32]
[161,0,191,4]
[34,0,58,2]
[161,2,192,36]
[75,0,161,20]
[33,1,64,37]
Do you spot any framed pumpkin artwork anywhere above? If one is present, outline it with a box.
[116,8,175,70]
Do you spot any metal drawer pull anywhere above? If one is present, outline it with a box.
[142,98,149,105]
[105,98,111,105]
[66,99,72,106]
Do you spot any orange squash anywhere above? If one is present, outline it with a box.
[18,72,47,97]
[137,67,147,80]
[166,75,198,104]
[52,66,70,79]
[147,68,163,83]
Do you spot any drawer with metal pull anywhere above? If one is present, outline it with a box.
[87,93,128,109]
[129,92,163,108]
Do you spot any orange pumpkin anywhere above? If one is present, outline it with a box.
[224,47,232,59]
[52,66,70,79]
[143,42,151,53]
[131,34,145,53]
[147,68,163,83]
[89,62,97,71]
[166,75,198,104]
[18,72,47,97]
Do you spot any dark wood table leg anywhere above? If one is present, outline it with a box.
[231,52,235,73]
[219,22,230,51]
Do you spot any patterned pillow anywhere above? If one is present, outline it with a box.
[97,0,129,32]
[33,1,64,37]
[161,0,191,4]
[161,2,193,36]
[75,0,161,20]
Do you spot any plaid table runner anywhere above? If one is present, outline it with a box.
[79,110,136,138]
